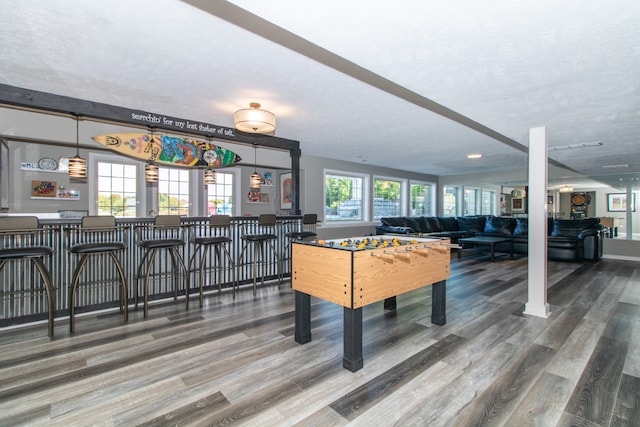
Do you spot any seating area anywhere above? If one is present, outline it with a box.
[0,215,305,338]
[376,215,605,261]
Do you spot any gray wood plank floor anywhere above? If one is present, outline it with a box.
[1,254,639,426]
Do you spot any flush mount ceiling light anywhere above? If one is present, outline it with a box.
[467,153,482,159]
[68,114,87,179]
[234,102,276,134]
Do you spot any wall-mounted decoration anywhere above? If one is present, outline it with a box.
[31,180,57,198]
[57,186,80,200]
[280,172,292,210]
[510,197,525,213]
[92,132,241,168]
[20,157,68,173]
[259,193,269,203]
[607,193,636,212]
[262,171,273,186]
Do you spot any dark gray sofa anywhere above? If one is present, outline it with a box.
[376,215,604,261]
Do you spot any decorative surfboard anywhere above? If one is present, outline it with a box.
[92,132,242,168]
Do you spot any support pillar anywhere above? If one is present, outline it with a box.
[524,126,551,318]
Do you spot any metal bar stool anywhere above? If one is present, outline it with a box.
[284,213,318,270]
[0,216,55,337]
[285,213,318,241]
[68,216,128,333]
[238,214,282,296]
[135,215,189,318]
[189,215,237,304]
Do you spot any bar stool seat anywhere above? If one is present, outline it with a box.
[135,215,189,318]
[189,215,237,304]
[285,214,318,241]
[0,216,55,337]
[68,216,128,333]
[238,214,282,296]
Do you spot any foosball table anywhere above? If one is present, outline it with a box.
[292,235,452,372]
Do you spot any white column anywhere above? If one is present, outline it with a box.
[626,185,633,240]
[524,126,550,318]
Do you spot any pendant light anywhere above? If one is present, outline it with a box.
[68,115,87,179]
[250,144,261,190]
[145,129,159,183]
[204,168,216,185]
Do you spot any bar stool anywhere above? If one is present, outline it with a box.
[0,216,55,337]
[189,215,237,304]
[238,214,282,296]
[68,216,128,333]
[285,213,318,241]
[284,213,318,270]
[135,215,189,318]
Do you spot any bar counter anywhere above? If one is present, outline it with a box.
[0,215,303,329]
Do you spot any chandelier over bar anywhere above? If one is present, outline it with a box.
[234,102,276,134]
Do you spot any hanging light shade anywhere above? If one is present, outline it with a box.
[249,144,261,190]
[145,163,158,183]
[204,169,216,185]
[234,102,276,134]
[68,115,87,179]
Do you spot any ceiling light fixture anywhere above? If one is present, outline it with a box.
[68,114,87,179]
[144,128,159,183]
[548,142,602,151]
[467,153,482,159]
[234,102,276,134]
[559,185,574,193]
[250,144,261,190]
[204,169,216,185]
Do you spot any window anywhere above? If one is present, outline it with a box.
[373,178,402,219]
[481,189,496,215]
[443,186,459,217]
[158,167,190,215]
[463,187,479,215]
[206,171,234,215]
[410,182,433,216]
[97,162,137,217]
[325,172,365,221]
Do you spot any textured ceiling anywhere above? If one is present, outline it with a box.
[0,0,638,189]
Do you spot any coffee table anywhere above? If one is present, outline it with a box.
[458,236,513,262]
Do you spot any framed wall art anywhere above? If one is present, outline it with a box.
[280,172,292,210]
[607,193,636,212]
[510,197,525,213]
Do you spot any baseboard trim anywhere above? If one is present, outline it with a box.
[602,254,640,262]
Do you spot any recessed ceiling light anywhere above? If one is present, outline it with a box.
[467,154,482,159]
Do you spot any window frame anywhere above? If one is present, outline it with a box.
[205,167,240,216]
[88,152,145,216]
[409,180,436,217]
[323,169,370,224]
[372,175,406,219]
[157,166,191,216]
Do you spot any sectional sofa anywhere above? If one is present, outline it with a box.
[376,215,604,261]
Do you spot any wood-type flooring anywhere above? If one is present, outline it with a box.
[1,254,639,426]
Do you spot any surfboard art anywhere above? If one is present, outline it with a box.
[92,132,242,168]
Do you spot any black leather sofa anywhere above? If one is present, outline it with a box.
[376,215,604,261]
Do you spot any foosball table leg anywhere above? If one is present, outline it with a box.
[295,291,312,344]
[384,296,397,310]
[431,280,446,325]
[343,307,363,372]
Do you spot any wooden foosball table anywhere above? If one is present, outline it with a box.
[292,235,451,372]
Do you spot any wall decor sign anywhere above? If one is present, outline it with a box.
[607,193,636,212]
[510,197,525,212]
[280,172,292,210]
[31,180,57,197]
